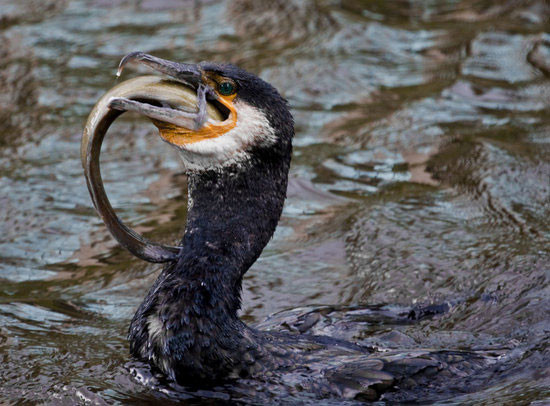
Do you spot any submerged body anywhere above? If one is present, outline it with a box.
[83,53,501,401]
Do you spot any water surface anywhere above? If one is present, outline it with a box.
[0,0,549,404]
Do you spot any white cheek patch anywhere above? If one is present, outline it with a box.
[175,100,277,171]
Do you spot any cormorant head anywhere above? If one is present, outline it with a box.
[110,52,294,171]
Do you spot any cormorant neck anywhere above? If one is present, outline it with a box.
[185,160,285,269]
[178,149,289,283]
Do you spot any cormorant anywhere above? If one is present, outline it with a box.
[81,53,497,402]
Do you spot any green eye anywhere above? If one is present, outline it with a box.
[218,81,235,96]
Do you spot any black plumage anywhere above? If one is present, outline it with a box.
[84,55,502,402]
[129,65,294,382]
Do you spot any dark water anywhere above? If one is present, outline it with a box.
[1,0,549,404]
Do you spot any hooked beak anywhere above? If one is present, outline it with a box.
[117,52,203,85]
[111,52,211,131]
[108,52,235,148]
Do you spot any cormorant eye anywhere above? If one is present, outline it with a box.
[218,81,235,96]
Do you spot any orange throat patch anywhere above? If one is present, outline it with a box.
[153,94,237,146]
